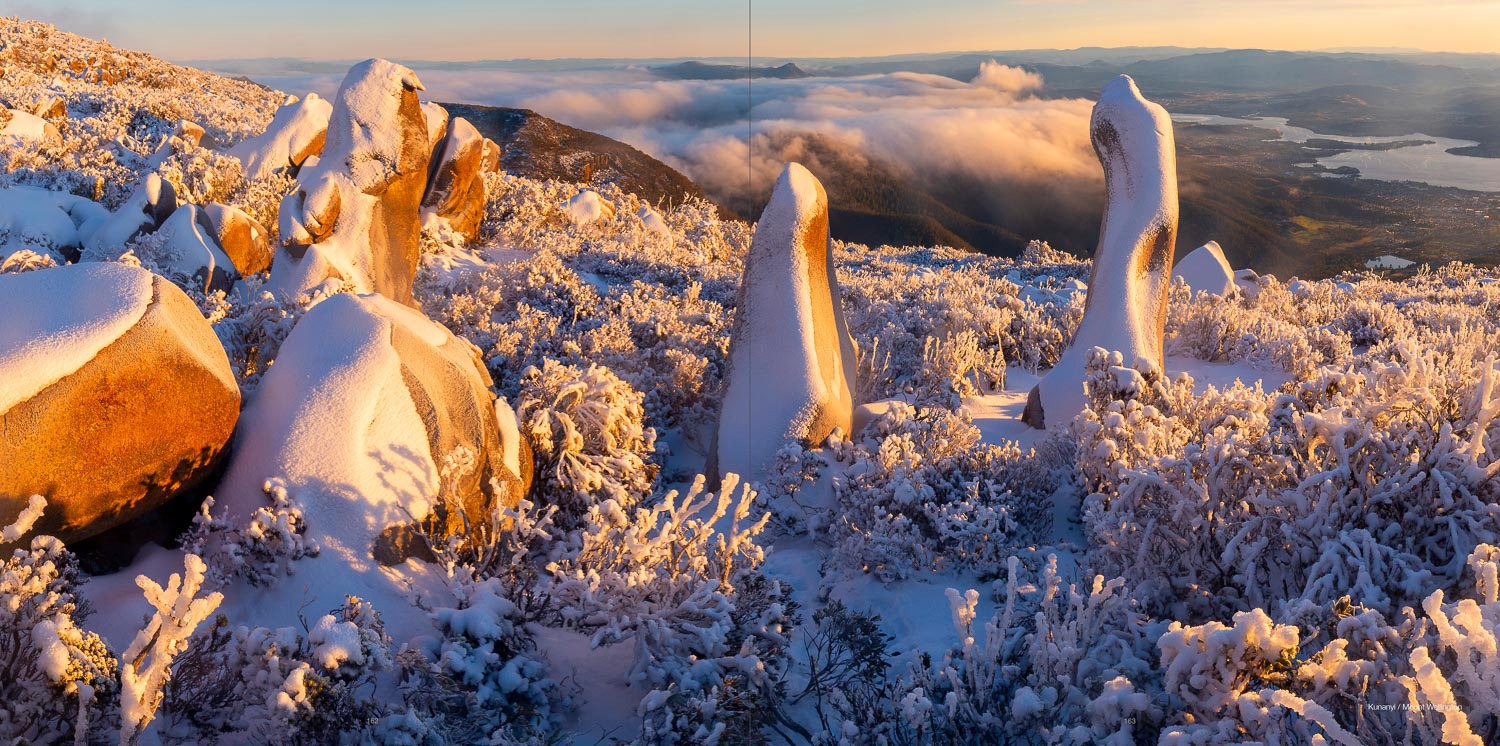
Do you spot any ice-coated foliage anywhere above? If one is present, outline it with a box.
[828,403,1056,581]
[0,500,118,745]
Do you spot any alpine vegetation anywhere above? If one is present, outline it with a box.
[0,17,1498,746]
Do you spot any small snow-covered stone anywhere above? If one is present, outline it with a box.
[0,186,92,262]
[1233,268,1262,299]
[637,206,673,245]
[1172,240,1235,297]
[707,162,858,481]
[82,173,177,255]
[0,108,60,144]
[0,263,239,543]
[201,203,272,275]
[563,189,615,226]
[1288,279,1313,299]
[145,204,238,293]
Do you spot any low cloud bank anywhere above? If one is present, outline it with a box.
[252,61,1103,248]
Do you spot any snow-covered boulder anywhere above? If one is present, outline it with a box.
[563,189,615,226]
[0,263,239,543]
[218,292,531,570]
[227,93,332,181]
[141,205,238,293]
[200,203,272,275]
[707,163,858,481]
[480,137,502,173]
[82,173,177,255]
[421,101,449,153]
[0,186,98,262]
[1173,241,1235,297]
[1024,75,1178,429]
[638,205,673,243]
[1233,268,1263,299]
[420,115,487,242]
[0,108,60,144]
[272,60,431,307]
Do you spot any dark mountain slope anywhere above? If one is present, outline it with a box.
[439,102,723,214]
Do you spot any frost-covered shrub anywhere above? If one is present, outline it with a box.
[0,498,119,745]
[1082,342,1500,620]
[545,474,772,686]
[818,556,1160,746]
[830,403,1056,580]
[166,596,394,743]
[517,359,658,530]
[402,572,556,742]
[839,242,1082,404]
[120,553,224,744]
[180,479,320,589]
[1166,281,1354,378]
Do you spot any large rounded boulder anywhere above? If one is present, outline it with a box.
[218,292,531,569]
[0,263,240,542]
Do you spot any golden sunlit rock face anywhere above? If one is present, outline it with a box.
[272,59,431,307]
[0,265,240,543]
[708,163,858,483]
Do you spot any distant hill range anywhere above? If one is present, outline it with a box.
[652,61,811,80]
[439,103,721,213]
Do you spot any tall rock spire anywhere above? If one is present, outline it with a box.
[708,163,859,481]
[1024,75,1178,428]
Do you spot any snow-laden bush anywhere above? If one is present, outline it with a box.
[815,556,1161,745]
[1080,339,1500,621]
[518,359,658,530]
[0,497,119,745]
[180,479,321,589]
[829,402,1056,581]
[166,595,395,743]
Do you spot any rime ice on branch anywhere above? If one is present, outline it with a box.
[707,163,858,481]
[1024,75,1178,429]
[272,59,431,306]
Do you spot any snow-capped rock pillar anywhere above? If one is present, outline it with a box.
[707,163,858,481]
[271,59,430,307]
[1023,75,1178,429]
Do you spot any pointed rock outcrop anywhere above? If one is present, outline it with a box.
[228,93,332,181]
[0,263,240,543]
[707,163,858,481]
[420,115,488,242]
[272,60,431,306]
[1024,75,1178,429]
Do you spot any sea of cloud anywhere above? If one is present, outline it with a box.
[249,61,1102,235]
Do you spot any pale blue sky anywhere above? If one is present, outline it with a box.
[6,0,1500,61]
